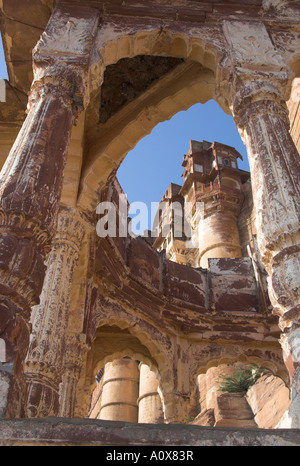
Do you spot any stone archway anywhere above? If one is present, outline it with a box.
[77,322,169,422]
[77,25,223,212]
[74,17,300,427]
[0,2,299,430]
[189,357,290,429]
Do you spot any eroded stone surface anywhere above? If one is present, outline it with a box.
[0,417,300,446]
[0,0,299,440]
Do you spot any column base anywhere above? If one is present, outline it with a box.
[25,369,60,418]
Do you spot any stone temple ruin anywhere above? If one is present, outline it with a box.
[0,0,300,446]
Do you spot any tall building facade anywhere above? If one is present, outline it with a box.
[153,140,251,269]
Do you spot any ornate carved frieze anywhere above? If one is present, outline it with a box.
[218,19,300,426]
[59,334,88,418]
[218,21,300,327]
[25,210,87,417]
[0,4,99,417]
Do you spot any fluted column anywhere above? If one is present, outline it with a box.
[234,83,300,322]
[0,5,98,418]
[220,20,300,425]
[219,21,299,324]
[0,4,98,417]
[24,211,86,417]
[236,86,300,425]
[59,334,88,418]
[0,71,75,383]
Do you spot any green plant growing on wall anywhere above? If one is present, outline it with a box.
[217,366,263,394]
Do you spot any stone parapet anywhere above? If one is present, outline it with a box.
[0,417,300,446]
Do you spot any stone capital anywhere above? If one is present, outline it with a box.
[63,334,88,373]
[33,4,99,67]
[30,4,99,120]
[52,209,87,255]
[232,80,290,134]
[28,69,83,121]
[216,19,294,123]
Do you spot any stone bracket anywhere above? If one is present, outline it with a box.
[217,20,294,113]
[31,4,100,112]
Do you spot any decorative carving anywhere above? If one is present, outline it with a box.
[233,83,300,327]
[222,21,286,71]
[25,211,86,417]
[216,19,300,425]
[1,0,300,434]
[59,334,88,418]
[219,21,300,327]
[0,4,99,417]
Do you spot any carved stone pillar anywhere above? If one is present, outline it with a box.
[24,210,86,417]
[0,4,98,417]
[0,58,76,419]
[233,81,300,326]
[237,86,300,428]
[59,334,88,418]
[219,20,300,425]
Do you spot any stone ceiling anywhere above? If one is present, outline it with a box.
[0,0,279,127]
[99,55,184,124]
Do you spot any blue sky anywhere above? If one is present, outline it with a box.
[0,34,8,79]
[0,34,249,229]
[117,100,249,224]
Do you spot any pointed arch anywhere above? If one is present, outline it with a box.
[78,26,225,212]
